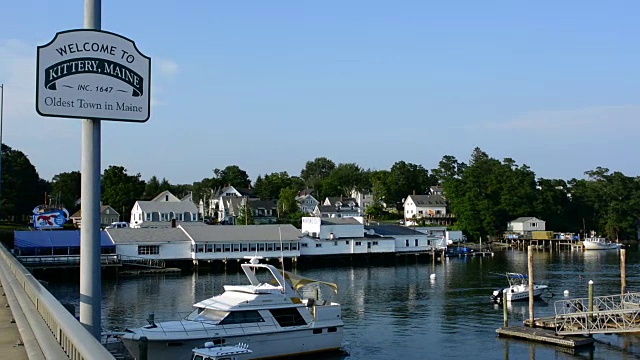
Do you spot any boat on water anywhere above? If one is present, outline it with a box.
[119,257,344,360]
[191,342,252,360]
[582,231,622,250]
[491,273,549,303]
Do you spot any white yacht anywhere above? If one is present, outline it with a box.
[491,272,549,302]
[119,258,344,360]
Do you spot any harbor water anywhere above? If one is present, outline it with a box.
[47,246,640,359]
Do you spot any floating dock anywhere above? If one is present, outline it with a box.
[496,326,594,348]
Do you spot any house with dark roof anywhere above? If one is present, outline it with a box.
[312,197,362,218]
[70,205,120,228]
[218,197,278,225]
[130,191,199,228]
[403,194,454,226]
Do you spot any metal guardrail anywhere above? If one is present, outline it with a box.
[554,292,640,335]
[0,245,115,359]
[119,255,165,269]
[17,254,121,267]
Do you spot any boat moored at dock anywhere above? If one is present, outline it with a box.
[118,257,344,360]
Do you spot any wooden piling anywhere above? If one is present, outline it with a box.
[528,245,534,327]
[588,280,594,322]
[503,293,508,328]
[621,248,627,295]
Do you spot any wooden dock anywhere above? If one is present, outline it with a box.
[496,326,594,348]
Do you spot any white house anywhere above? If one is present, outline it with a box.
[180,224,301,261]
[350,190,375,212]
[403,194,448,225]
[507,217,546,234]
[130,190,199,228]
[106,227,193,260]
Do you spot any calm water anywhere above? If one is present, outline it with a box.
[47,246,640,360]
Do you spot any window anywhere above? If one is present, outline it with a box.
[214,244,223,253]
[334,241,338,246]
[328,327,338,333]
[283,243,290,251]
[196,244,205,253]
[269,308,307,327]
[373,241,378,245]
[138,245,159,255]
[301,243,308,248]
[223,244,231,252]
[405,239,409,247]
[415,239,418,246]
[291,243,298,250]
[233,244,240,252]
[250,243,257,252]
[258,244,265,252]
[313,329,323,334]
[206,244,213,253]
[219,310,265,325]
[345,240,349,245]
[275,243,281,251]
[267,243,274,251]
[241,243,249,252]
[355,241,362,246]
[316,244,322,248]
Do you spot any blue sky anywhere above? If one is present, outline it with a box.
[1,1,639,184]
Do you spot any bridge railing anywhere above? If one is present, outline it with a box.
[0,244,115,359]
[554,292,640,335]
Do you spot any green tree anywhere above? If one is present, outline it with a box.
[143,175,161,199]
[253,172,302,200]
[214,165,251,188]
[101,166,146,222]
[1,144,49,222]
[278,188,299,217]
[50,171,81,211]
[326,163,365,197]
[386,161,432,207]
[300,157,336,197]
[236,198,254,225]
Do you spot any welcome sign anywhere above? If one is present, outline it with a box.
[36,30,151,122]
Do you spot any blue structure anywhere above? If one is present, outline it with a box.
[13,230,115,256]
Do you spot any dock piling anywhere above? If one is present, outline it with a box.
[503,293,508,328]
[528,245,534,328]
[588,280,594,323]
[621,249,626,295]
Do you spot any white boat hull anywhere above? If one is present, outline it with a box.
[492,284,549,302]
[583,239,621,250]
[120,326,343,360]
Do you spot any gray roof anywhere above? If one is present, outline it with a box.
[407,195,447,206]
[325,197,359,207]
[510,217,538,223]
[365,225,427,236]
[180,224,302,243]
[136,200,198,213]
[105,228,191,244]
[321,218,362,225]
[247,200,277,210]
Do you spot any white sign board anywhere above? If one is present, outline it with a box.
[37,29,151,122]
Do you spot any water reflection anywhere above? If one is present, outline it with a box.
[43,246,640,359]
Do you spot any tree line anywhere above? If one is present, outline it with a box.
[2,143,638,240]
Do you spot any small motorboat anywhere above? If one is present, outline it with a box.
[491,273,549,303]
[192,342,253,360]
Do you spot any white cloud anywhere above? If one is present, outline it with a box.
[485,105,640,133]
[155,58,179,76]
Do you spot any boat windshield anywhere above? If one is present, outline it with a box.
[185,308,229,323]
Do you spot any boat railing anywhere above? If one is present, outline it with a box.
[140,315,281,337]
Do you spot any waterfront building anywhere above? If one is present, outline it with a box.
[69,204,120,228]
[130,190,199,228]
